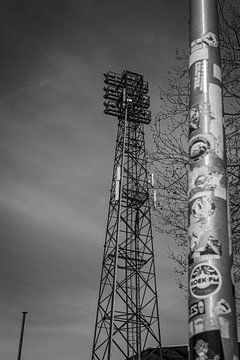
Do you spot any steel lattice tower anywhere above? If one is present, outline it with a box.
[91,70,162,360]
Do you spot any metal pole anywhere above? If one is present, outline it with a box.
[188,0,239,359]
[17,312,27,360]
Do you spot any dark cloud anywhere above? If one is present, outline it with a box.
[0,0,189,93]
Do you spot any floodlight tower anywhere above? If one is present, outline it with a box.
[91,70,162,360]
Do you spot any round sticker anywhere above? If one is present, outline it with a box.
[189,137,210,161]
[216,299,231,315]
[191,197,215,219]
[190,264,222,298]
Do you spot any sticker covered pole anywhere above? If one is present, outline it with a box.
[188,0,239,359]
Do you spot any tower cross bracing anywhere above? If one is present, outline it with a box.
[91,70,162,360]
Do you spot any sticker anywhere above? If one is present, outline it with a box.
[189,48,208,68]
[189,300,206,320]
[191,196,215,219]
[209,83,224,159]
[231,266,235,285]
[190,105,200,131]
[189,137,210,160]
[189,225,222,262]
[191,38,203,53]
[189,131,223,162]
[189,320,194,337]
[216,299,231,315]
[205,315,219,329]
[213,64,222,82]
[202,32,219,47]
[190,330,224,360]
[190,264,222,298]
[219,317,230,338]
[194,61,204,91]
[194,339,209,358]
[227,193,232,256]
[188,168,227,200]
[195,174,219,189]
[194,318,204,334]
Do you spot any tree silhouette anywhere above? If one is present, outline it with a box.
[149,1,240,310]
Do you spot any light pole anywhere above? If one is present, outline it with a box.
[17,311,27,360]
[188,0,239,359]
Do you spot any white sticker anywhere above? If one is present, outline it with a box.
[213,64,222,82]
[209,83,224,159]
[189,136,210,160]
[227,193,232,256]
[194,61,203,91]
[194,318,204,334]
[219,317,230,338]
[191,38,202,52]
[216,299,231,315]
[190,263,222,298]
[189,223,222,261]
[189,48,208,68]
[188,167,227,200]
[189,320,194,337]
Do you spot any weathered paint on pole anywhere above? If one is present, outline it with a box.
[188,1,239,359]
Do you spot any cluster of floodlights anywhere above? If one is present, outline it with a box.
[103,70,151,124]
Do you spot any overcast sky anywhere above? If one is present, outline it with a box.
[0,1,203,359]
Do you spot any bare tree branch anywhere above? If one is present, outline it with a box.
[149,2,240,319]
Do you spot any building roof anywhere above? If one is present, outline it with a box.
[161,345,188,359]
[132,346,188,360]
